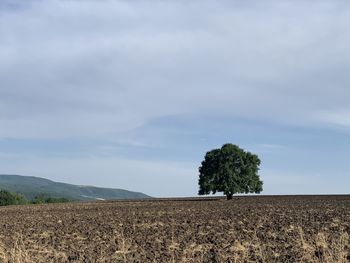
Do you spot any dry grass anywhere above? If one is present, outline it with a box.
[0,196,349,262]
[0,233,68,263]
[3,228,347,262]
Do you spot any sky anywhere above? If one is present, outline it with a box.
[1,0,350,197]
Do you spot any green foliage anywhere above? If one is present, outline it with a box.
[198,143,263,200]
[0,190,72,206]
[14,193,29,205]
[0,190,29,206]
[32,193,71,204]
[45,197,70,203]
[32,193,47,204]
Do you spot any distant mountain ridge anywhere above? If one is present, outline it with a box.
[0,174,150,201]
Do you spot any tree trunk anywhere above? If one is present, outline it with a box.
[226,194,233,200]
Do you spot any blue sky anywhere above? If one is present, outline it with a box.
[1,0,350,197]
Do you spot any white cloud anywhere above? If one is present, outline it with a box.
[313,109,350,129]
[1,0,350,140]
[261,170,349,194]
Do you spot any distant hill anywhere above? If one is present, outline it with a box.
[0,174,150,201]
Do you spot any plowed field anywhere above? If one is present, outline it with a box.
[0,195,349,262]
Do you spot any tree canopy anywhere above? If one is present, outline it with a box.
[0,190,28,206]
[198,143,263,200]
[0,189,71,206]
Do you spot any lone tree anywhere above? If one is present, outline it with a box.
[198,143,263,200]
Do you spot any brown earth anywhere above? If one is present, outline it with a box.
[0,195,349,262]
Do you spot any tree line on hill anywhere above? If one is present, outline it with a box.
[0,189,71,206]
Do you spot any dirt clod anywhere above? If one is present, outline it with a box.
[0,195,349,262]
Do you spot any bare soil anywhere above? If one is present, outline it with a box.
[0,195,349,262]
